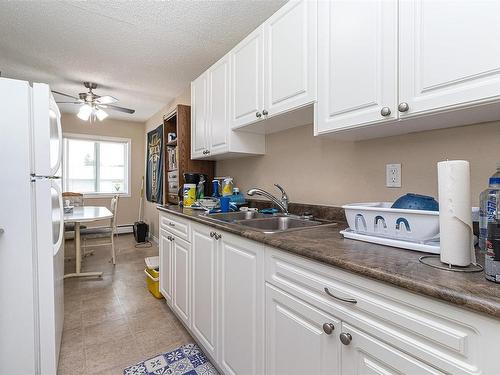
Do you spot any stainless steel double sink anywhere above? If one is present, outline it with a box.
[202,211,335,234]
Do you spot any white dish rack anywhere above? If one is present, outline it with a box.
[341,202,479,253]
[343,202,440,243]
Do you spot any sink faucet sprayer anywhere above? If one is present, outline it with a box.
[247,184,289,214]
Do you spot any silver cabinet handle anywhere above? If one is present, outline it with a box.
[340,332,352,345]
[322,323,335,335]
[324,287,357,304]
[380,107,391,117]
[256,112,262,118]
[215,233,222,240]
[262,109,268,116]
[210,231,215,238]
[168,222,175,227]
[398,102,409,112]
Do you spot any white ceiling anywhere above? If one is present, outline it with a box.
[0,1,286,122]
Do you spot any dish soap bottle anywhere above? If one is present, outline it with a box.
[222,177,234,197]
[479,162,500,251]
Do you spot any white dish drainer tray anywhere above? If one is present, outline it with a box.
[342,202,441,253]
[340,229,441,254]
[343,202,440,242]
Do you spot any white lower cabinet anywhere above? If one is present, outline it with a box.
[218,232,265,375]
[265,283,340,375]
[159,212,500,375]
[191,224,218,359]
[159,228,173,304]
[340,323,442,375]
[172,235,191,327]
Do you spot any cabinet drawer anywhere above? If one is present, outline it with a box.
[265,247,484,375]
[160,213,190,242]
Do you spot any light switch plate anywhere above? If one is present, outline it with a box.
[386,164,401,188]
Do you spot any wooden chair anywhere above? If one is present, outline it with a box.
[81,195,119,265]
[62,192,84,207]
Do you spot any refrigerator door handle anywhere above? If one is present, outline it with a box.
[49,96,63,176]
[52,180,64,255]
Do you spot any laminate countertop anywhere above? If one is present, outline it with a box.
[158,205,500,319]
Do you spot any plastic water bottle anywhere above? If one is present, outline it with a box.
[479,163,500,251]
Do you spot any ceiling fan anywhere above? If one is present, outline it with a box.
[52,82,135,122]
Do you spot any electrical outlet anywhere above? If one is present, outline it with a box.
[386,164,401,188]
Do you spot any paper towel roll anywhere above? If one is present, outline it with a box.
[437,160,476,266]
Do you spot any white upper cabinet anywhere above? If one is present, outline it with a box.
[191,72,208,158]
[208,55,230,156]
[316,0,398,134]
[264,0,317,118]
[231,26,265,129]
[192,53,265,160]
[399,0,500,117]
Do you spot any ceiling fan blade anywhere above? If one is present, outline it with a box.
[52,90,80,100]
[95,95,118,105]
[56,101,83,104]
[101,104,135,114]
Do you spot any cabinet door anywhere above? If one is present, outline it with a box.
[264,0,317,117]
[191,73,208,158]
[316,0,397,133]
[219,232,264,375]
[266,284,340,375]
[231,26,264,129]
[159,229,173,305]
[172,236,191,327]
[208,54,230,155]
[399,1,500,117]
[341,323,443,375]
[191,225,218,358]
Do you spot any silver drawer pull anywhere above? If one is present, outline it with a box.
[324,287,357,304]
[168,222,175,227]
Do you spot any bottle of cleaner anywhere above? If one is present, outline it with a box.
[479,163,500,251]
[222,177,234,197]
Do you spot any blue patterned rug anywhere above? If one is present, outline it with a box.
[123,343,219,375]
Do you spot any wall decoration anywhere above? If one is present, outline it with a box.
[146,124,163,203]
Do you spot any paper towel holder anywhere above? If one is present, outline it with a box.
[419,255,483,273]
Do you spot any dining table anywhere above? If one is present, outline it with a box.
[63,206,113,279]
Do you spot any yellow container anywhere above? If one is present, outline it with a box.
[144,268,164,299]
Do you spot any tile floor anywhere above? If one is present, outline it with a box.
[59,234,193,375]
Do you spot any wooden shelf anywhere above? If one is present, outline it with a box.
[166,139,177,147]
[163,105,214,205]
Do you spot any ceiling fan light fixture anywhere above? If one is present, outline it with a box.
[95,107,109,121]
[77,104,92,121]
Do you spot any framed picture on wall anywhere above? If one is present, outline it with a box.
[146,124,163,203]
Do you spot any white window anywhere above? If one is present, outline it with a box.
[62,133,131,197]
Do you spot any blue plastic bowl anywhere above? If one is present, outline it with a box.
[391,193,439,211]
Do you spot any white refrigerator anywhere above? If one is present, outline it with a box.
[0,77,64,374]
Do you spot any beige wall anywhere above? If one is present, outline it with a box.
[61,114,145,227]
[144,88,191,238]
[218,121,500,207]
